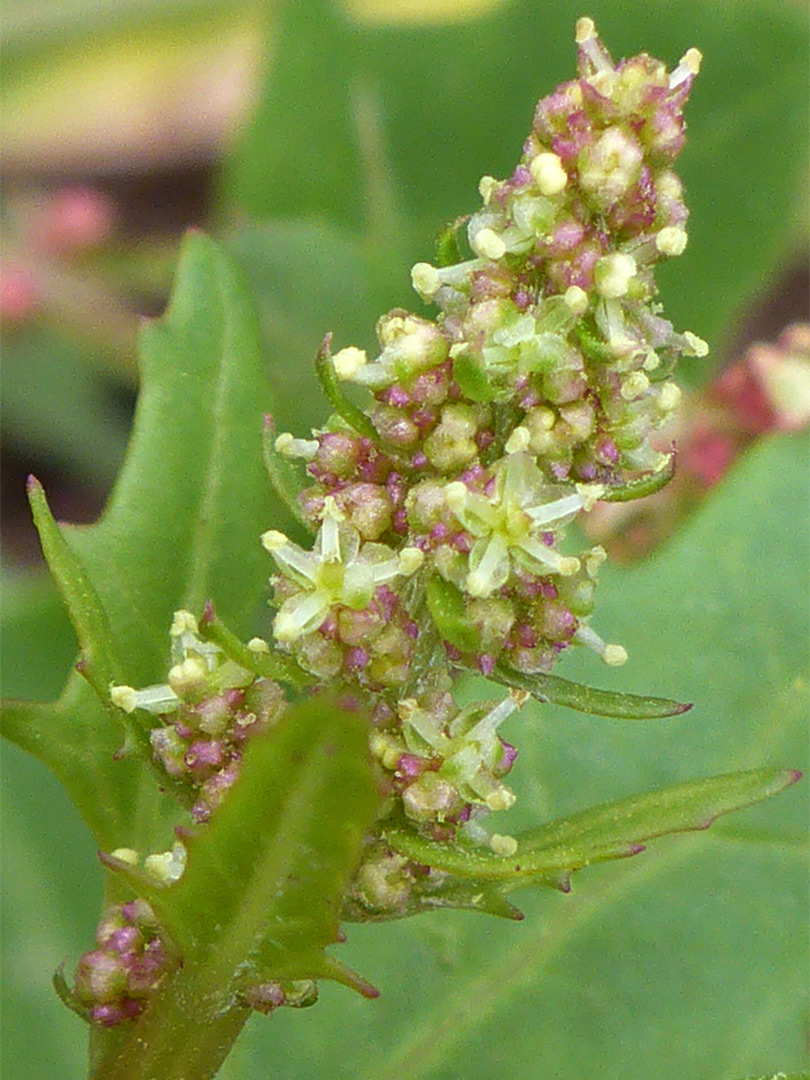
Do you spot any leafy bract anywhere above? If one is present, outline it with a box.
[1,231,274,849]
[386,768,801,894]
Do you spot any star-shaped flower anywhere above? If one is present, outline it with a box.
[262,497,424,643]
[445,451,601,598]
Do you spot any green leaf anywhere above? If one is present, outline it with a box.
[486,662,692,719]
[385,768,801,885]
[1,231,275,849]
[26,477,121,698]
[104,696,380,996]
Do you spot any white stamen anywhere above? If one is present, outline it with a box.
[669,48,702,89]
[683,331,709,357]
[525,492,583,526]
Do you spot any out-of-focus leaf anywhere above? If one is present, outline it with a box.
[224,0,808,359]
[0,327,128,489]
[1,231,275,849]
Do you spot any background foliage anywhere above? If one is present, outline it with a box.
[1,1,807,1077]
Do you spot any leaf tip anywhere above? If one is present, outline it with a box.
[787,769,804,786]
[25,473,42,494]
[673,701,694,715]
[201,600,216,625]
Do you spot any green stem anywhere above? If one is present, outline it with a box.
[89,968,249,1080]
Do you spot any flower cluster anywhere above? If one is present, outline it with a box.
[90,19,703,1021]
[112,610,287,823]
[72,900,170,1027]
[266,16,702,867]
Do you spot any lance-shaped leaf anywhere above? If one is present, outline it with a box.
[101,695,381,1009]
[386,768,801,887]
[486,662,691,720]
[261,413,312,533]
[425,573,478,653]
[1,232,275,849]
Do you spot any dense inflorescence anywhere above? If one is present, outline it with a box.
[265,18,704,863]
[90,19,703,1023]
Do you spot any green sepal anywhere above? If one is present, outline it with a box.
[602,451,676,503]
[488,662,691,720]
[386,768,801,888]
[435,215,469,268]
[425,573,478,652]
[452,350,497,403]
[52,964,92,1025]
[574,320,615,364]
[261,414,312,532]
[100,694,381,1007]
[314,333,379,441]
[197,601,311,690]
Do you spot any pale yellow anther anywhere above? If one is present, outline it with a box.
[247,637,270,654]
[656,226,688,257]
[642,349,661,371]
[144,843,186,884]
[396,698,418,722]
[170,610,198,637]
[585,545,607,579]
[535,406,556,431]
[274,432,294,453]
[168,657,207,695]
[595,253,637,299]
[110,685,138,713]
[564,285,589,316]
[505,426,531,454]
[530,152,568,196]
[603,644,628,667]
[445,481,468,514]
[486,786,517,811]
[475,227,507,260]
[332,346,367,380]
[558,556,581,577]
[575,16,596,43]
[490,833,519,857]
[478,175,499,204]
[684,331,709,357]
[659,383,682,411]
[411,262,441,297]
[110,848,139,866]
[682,48,703,75]
[261,529,289,553]
[621,371,650,400]
[398,547,425,574]
[575,483,605,512]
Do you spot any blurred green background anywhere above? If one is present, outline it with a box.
[1,1,808,1077]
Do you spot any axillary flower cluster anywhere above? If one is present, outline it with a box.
[88,20,704,1024]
